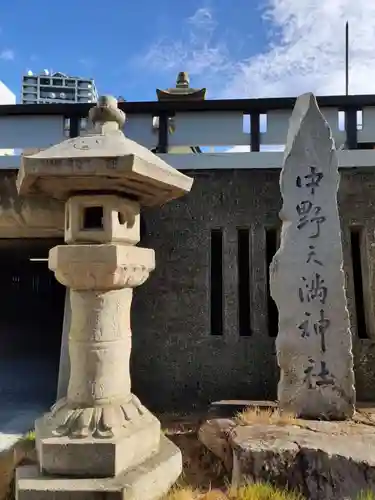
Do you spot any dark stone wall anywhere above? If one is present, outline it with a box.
[1,168,375,411]
[0,171,64,238]
[132,169,375,411]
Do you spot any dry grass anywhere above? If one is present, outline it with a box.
[23,431,35,442]
[162,483,304,499]
[235,407,298,427]
[227,484,303,500]
[356,492,375,500]
[163,483,375,500]
[202,492,229,500]
[0,435,36,500]
[163,486,198,500]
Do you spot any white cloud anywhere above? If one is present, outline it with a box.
[138,7,233,80]
[224,0,375,97]
[140,1,375,98]
[187,7,216,31]
[0,49,14,61]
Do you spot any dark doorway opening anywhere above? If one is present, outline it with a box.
[0,239,66,407]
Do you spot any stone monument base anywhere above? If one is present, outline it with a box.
[35,398,161,477]
[16,434,181,500]
[199,416,375,500]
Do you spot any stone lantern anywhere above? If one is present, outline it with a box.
[16,96,193,499]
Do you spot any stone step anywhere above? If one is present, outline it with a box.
[16,434,182,500]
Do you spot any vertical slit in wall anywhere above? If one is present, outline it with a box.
[238,228,251,337]
[210,229,223,336]
[265,227,279,338]
[350,227,368,339]
[140,215,146,241]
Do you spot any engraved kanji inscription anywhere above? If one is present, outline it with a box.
[298,309,330,353]
[314,309,330,353]
[303,357,315,389]
[306,245,323,266]
[303,358,335,389]
[296,201,326,238]
[298,312,311,338]
[298,273,327,305]
[296,166,324,196]
[316,361,335,386]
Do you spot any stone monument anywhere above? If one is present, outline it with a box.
[15,96,194,499]
[270,93,355,420]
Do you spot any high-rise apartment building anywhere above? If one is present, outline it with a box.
[21,70,98,104]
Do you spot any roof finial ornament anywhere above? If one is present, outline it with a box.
[176,71,190,88]
[88,95,126,134]
[156,72,206,101]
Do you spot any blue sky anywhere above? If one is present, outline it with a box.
[0,0,374,102]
